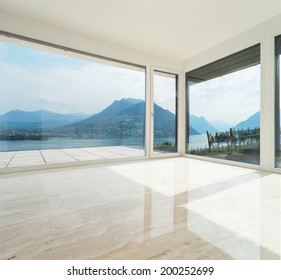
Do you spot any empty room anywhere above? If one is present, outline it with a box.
[1,0,281,263]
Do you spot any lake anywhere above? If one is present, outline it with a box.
[188,134,208,149]
[0,137,179,152]
[0,135,208,152]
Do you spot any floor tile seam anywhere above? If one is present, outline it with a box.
[101,148,132,157]
[5,151,17,168]
[61,152,80,161]
[39,150,47,164]
[8,160,46,167]
[2,147,146,169]
[77,147,104,158]
[48,149,79,162]
[91,146,129,157]
[61,149,105,160]
[61,148,89,155]
[78,148,109,159]
[105,152,129,157]
[84,152,108,159]
[101,147,134,157]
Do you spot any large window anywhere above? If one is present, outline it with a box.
[153,71,178,154]
[0,35,146,168]
[186,45,260,165]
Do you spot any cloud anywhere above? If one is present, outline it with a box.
[189,65,260,125]
[154,74,177,113]
[1,40,260,125]
[0,42,146,115]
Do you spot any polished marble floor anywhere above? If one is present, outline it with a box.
[0,157,280,260]
[0,146,146,169]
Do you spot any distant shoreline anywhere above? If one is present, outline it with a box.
[0,137,175,152]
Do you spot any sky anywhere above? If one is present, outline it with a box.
[0,40,260,124]
[0,41,147,115]
[189,64,260,126]
[154,73,177,114]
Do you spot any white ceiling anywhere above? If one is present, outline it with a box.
[1,0,281,61]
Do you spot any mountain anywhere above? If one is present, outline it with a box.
[189,126,200,135]
[65,99,178,138]
[0,99,200,138]
[234,112,260,130]
[153,103,175,128]
[73,98,142,126]
[61,98,203,138]
[0,109,88,130]
[209,120,231,131]
[189,114,218,134]
[122,98,143,104]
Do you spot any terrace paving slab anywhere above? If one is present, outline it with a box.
[0,146,145,169]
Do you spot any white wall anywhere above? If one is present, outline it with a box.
[184,13,281,72]
[0,8,183,71]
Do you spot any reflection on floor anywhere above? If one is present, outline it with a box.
[0,146,145,169]
[0,157,280,259]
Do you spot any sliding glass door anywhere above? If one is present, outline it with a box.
[0,35,146,169]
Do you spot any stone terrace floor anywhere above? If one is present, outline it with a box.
[0,146,147,169]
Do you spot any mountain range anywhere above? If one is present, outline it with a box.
[189,115,218,134]
[234,111,259,130]
[190,111,261,134]
[0,110,88,130]
[63,98,179,138]
[209,120,231,131]
[0,99,262,137]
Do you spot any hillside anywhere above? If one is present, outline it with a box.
[234,112,260,130]
[0,99,201,138]
[189,126,200,135]
[0,109,88,130]
[75,98,140,126]
[64,99,178,138]
[209,120,231,131]
[189,114,218,134]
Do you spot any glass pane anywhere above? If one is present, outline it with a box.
[0,40,146,169]
[153,71,177,154]
[186,48,260,165]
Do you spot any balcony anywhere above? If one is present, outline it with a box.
[0,146,146,169]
